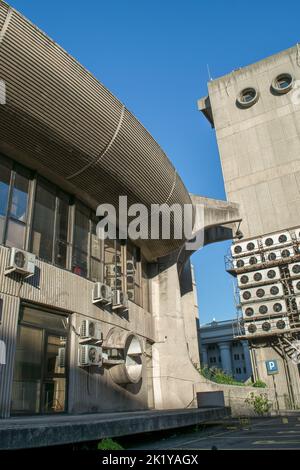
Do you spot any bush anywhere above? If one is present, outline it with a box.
[252,379,267,388]
[245,392,271,415]
[199,366,245,386]
[97,438,124,450]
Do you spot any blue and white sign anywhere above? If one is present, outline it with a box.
[265,360,278,375]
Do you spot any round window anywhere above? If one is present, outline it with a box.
[245,307,254,316]
[272,73,293,94]
[237,87,259,108]
[240,275,249,284]
[259,305,268,314]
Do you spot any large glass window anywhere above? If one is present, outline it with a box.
[54,191,70,268]
[104,239,123,291]
[90,218,103,282]
[11,305,68,415]
[0,156,11,243]
[126,243,142,305]
[31,179,56,262]
[6,167,30,249]
[72,203,89,277]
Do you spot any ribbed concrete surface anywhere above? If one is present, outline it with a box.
[0,407,230,449]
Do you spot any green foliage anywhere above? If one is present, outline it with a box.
[199,366,245,386]
[244,392,271,415]
[252,379,267,388]
[97,438,124,450]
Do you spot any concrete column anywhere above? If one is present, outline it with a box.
[242,340,252,379]
[201,344,208,367]
[218,342,232,376]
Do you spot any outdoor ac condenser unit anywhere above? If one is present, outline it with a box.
[5,247,36,277]
[245,317,289,336]
[230,239,259,257]
[238,266,280,287]
[80,319,102,342]
[262,231,292,249]
[240,283,284,303]
[92,282,112,305]
[78,345,102,367]
[232,253,263,270]
[242,299,287,318]
[112,290,128,310]
[288,262,300,278]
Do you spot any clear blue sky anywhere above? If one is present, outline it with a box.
[7,0,300,324]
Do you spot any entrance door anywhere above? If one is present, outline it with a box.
[11,305,68,415]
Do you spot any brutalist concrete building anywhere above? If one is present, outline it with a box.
[0,1,239,446]
[199,44,300,408]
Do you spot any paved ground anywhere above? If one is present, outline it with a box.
[124,415,300,450]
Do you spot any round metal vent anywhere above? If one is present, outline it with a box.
[234,245,242,254]
[262,322,271,332]
[270,286,280,295]
[292,264,300,274]
[237,259,245,268]
[249,256,257,265]
[14,251,26,268]
[276,320,286,330]
[273,302,283,312]
[268,252,277,261]
[245,307,254,316]
[265,238,274,247]
[243,291,251,300]
[248,324,257,333]
[254,272,262,282]
[247,242,255,251]
[240,275,249,284]
[278,234,288,243]
[256,288,265,298]
[282,249,291,258]
[296,281,300,291]
[259,305,268,314]
[267,269,276,279]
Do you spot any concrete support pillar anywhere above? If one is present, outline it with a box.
[218,342,232,376]
[242,340,252,379]
[201,344,208,367]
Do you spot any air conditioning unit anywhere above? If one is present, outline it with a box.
[58,347,66,368]
[232,253,263,270]
[127,261,135,274]
[288,262,300,278]
[262,231,292,249]
[127,289,135,301]
[5,248,36,277]
[80,320,102,342]
[78,345,102,367]
[242,299,287,318]
[238,266,280,287]
[92,282,112,305]
[240,282,284,303]
[105,264,122,278]
[231,239,259,258]
[245,317,290,336]
[264,247,294,263]
[112,290,128,310]
[292,279,300,295]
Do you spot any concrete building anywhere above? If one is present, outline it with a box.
[199,44,300,407]
[198,319,252,382]
[0,1,240,446]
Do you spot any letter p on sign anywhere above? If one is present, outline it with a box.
[266,359,278,375]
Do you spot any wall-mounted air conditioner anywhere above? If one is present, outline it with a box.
[232,253,263,270]
[292,279,300,295]
[126,261,135,274]
[92,282,112,305]
[240,282,284,303]
[5,247,36,277]
[127,289,135,301]
[231,239,259,258]
[262,231,292,249]
[80,320,102,342]
[105,264,122,278]
[245,317,290,336]
[238,266,280,287]
[288,262,300,278]
[112,290,128,310]
[242,299,287,318]
[78,345,102,367]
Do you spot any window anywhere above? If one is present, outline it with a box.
[236,87,259,108]
[54,191,70,268]
[209,357,216,364]
[90,218,104,282]
[272,73,293,94]
[11,305,68,415]
[243,367,246,374]
[0,156,11,243]
[126,242,142,306]
[72,203,89,277]
[234,354,240,361]
[242,353,245,360]
[235,367,241,374]
[104,239,124,291]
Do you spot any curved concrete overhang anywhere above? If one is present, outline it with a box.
[0,1,192,261]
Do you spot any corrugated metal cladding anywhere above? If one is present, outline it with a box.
[0,0,193,261]
[0,245,154,417]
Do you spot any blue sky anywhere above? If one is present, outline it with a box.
[7,0,300,324]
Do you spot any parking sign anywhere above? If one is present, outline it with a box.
[266,360,278,375]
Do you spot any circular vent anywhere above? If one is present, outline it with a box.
[127,290,134,300]
[296,281,300,291]
[292,264,300,274]
[267,270,276,279]
[237,87,259,108]
[237,259,245,268]
[249,257,257,265]
[274,302,283,312]
[100,285,107,297]
[240,275,249,284]
[256,289,265,298]
[262,322,271,332]
[254,272,262,282]
[245,307,254,316]
[279,234,288,243]
[14,251,26,268]
[247,242,255,251]
[268,252,277,261]
[282,249,291,258]
[248,324,257,333]
[270,286,280,295]
[234,245,242,254]
[259,305,268,314]
[276,320,286,330]
[265,238,274,247]
[88,347,97,362]
[243,291,251,300]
